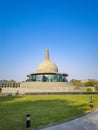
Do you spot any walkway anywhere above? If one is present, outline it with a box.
[38,108,98,130]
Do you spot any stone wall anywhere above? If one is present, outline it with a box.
[1,82,95,94]
[20,82,72,88]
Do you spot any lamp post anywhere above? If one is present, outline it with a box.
[0,88,2,93]
[89,96,93,108]
[26,114,30,130]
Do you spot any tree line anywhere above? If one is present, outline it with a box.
[70,79,98,90]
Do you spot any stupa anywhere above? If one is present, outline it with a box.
[26,48,68,82]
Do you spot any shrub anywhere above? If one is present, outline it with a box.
[87,88,93,92]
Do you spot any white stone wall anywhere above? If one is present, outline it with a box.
[20,82,74,93]
[1,82,95,94]
[2,88,19,94]
[20,82,71,88]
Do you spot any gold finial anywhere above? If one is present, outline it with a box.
[46,48,49,60]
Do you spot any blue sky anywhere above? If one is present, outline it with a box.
[0,0,98,81]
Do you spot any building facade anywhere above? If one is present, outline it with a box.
[0,80,20,88]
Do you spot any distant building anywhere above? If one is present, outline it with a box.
[0,80,20,88]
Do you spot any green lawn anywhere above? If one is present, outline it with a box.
[0,95,98,130]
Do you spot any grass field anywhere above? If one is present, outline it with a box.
[0,94,98,130]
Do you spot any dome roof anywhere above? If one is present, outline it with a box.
[36,48,58,73]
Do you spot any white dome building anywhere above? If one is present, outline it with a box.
[26,48,68,82]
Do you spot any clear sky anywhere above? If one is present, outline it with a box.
[0,0,98,81]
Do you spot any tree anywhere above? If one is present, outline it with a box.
[95,82,98,91]
[70,79,83,87]
[84,79,97,87]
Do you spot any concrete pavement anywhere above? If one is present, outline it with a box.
[37,108,98,130]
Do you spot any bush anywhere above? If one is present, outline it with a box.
[87,88,93,92]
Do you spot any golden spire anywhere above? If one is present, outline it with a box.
[46,48,49,60]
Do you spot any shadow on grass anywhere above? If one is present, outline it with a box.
[0,96,21,103]
[30,100,87,128]
[0,96,88,130]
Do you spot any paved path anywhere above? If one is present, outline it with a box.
[38,108,98,130]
